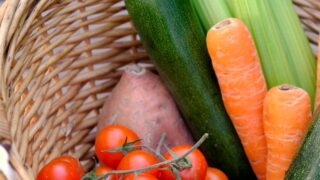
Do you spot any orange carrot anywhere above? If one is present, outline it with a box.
[206,18,267,179]
[263,85,311,180]
[315,38,320,110]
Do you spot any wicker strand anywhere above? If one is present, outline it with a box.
[10,144,33,180]
[0,0,19,103]
[0,101,10,141]
[294,0,319,54]
[6,0,33,44]
[0,1,8,24]
[16,0,59,45]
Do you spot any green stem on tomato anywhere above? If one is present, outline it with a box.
[156,133,167,155]
[96,133,209,180]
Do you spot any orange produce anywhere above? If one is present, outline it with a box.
[160,145,207,180]
[123,174,158,180]
[117,150,159,178]
[206,18,267,179]
[263,84,311,179]
[206,167,228,180]
[95,164,115,180]
[37,157,82,180]
[95,125,141,169]
[51,156,84,176]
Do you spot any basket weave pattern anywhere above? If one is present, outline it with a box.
[0,0,318,179]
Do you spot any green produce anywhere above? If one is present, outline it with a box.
[268,0,316,105]
[125,0,255,179]
[285,108,320,180]
[231,0,316,107]
[191,0,231,30]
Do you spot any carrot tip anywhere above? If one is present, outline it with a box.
[213,19,232,30]
[278,84,297,91]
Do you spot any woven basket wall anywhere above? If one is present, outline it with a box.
[0,0,318,179]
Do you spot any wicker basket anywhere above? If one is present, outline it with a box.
[0,0,318,179]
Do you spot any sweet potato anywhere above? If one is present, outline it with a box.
[98,64,194,149]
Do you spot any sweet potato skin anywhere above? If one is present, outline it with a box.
[98,65,194,148]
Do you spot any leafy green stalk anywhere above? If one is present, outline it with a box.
[268,0,316,105]
[191,0,231,31]
[230,0,316,106]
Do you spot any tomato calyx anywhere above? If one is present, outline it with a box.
[171,158,192,171]
[121,138,143,154]
[165,145,192,171]
[82,170,114,180]
[81,171,97,180]
[103,137,142,155]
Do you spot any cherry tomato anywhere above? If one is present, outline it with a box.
[95,125,141,168]
[117,150,159,177]
[206,167,228,180]
[160,145,207,180]
[51,156,85,176]
[36,160,81,180]
[95,164,115,180]
[124,173,159,180]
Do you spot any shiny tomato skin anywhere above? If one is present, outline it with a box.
[205,167,228,180]
[123,173,159,180]
[160,145,207,180]
[95,164,115,180]
[95,125,140,168]
[117,150,159,177]
[36,160,81,180]
[51,156,85,176]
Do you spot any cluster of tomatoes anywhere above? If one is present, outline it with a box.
[36,125,228,180]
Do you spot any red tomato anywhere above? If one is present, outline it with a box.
[124,173,159,180]
[160,145,207,180]
[95,164,115,180]
[117,150,159,177]
[36,160,81,180]
[205,167,228,180]
[51,156,85,176]
[95,125,141,168]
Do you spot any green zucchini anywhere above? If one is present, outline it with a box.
[125,0,255,179]
[285,109,320,180]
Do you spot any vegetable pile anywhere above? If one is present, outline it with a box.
[125,0,254,178]
[35,0,320,179]
[36,67,228,180]
[125,0,318,179]
[37,123,227,180]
